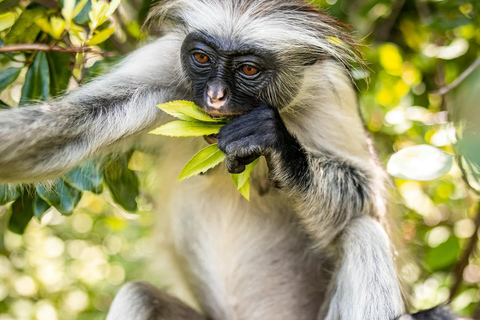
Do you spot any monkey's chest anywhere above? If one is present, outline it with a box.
[162,168,327,320]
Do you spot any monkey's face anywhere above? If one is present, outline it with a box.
[181,33,278,117]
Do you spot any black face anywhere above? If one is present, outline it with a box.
[181,33,277,117]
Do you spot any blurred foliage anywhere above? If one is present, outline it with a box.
[0,0,480,319]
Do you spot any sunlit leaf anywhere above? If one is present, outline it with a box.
[0,12,16,32]
[387,145,453,181]
[150,121,223,137]
[61,0,76,22]
[4,8,44,45]
[106,0,121,17]
[87,27,115,45]
[156,101,226,122]
[178,144,226,181]
[231,159,259,201]
[49,17,66,39]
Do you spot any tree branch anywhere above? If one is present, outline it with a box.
[0,44,115,56]
[433,58,480,95]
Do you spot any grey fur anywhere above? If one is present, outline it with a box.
[0,1,456,319]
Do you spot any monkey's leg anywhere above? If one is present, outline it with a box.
[319,216,404,320]
[107,281,206,320]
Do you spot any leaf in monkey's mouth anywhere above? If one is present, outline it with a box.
[150,100,258,201]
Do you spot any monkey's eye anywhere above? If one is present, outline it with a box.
[193,53,210,64]
[241,65,259,76]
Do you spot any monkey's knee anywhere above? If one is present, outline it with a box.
[107,281,205,320]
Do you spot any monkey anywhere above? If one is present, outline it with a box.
[0,0,458,319]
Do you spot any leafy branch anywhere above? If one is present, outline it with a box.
[0,43,114,56]
[433,58,480,96]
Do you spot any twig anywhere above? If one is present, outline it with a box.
[433,58,480,95]
[449,203,480,301]
[0,44,115,57]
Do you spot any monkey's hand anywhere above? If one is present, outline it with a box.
[217,104,309,188]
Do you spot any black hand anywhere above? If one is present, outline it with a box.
[217,104,309,187]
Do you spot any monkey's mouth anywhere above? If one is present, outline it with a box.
[204,109,248,120]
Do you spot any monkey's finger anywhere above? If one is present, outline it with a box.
[226,155,246,174]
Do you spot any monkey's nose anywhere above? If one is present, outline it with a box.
[207,82,229,109]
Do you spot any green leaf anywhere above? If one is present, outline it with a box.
[36,179,82,215]
[33,195,50,219]
[0,67,21,94]
[8,192,34,234]
[87,27,115,45]
[104,155,139,212]
[230,159,259,201]
[387,145,453,181]
[105,0,121,17]
[237,181,250,201]
[72,0,88,18]
[157,101,226,122]
[47,51,72,97]
[64,162,103,193]
[425,236,460,272]
[0,185,19,205]
[4,8,45,45]
[0,100,10,109]
[73,0,91,24]
[0,12,16,32]
[150,121,224,137]
[20,51,50,106]
[178,144,226,181]
[231,159,259,190]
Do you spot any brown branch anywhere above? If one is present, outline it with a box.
[0,44,115,57]
[433,58,480,95]
[449,204,480,301]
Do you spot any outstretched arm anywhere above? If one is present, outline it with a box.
[0,34,185,183]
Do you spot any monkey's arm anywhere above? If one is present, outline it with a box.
[0,35,184,183]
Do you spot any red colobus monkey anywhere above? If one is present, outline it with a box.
[0,0,456,319]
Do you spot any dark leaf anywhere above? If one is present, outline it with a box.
[0,67,21,93]
[73,0,91,24]
[4,8,45,45]
[33,195,51,219]
[8,191,34,234]
[64,161,103,193]
[47,51,72,97]
[36,179,83,215]
[0,100,10,109]
[20,51,50,106]
[104,155,139,212]
[0,185,20,205]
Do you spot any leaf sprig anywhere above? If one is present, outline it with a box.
[150,101,258,200]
